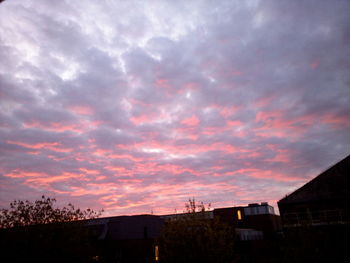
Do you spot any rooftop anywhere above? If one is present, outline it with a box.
[278,154,350,204]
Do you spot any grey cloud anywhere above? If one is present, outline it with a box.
[88,127,138,149]
[0,0,349,215]
[14,106,76,125]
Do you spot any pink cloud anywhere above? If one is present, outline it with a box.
[200,119,242,136]
[132,140,241,156]
[130,114,157,125]
[310,59,320,69]
[4,170,87,193]
[26,173,84,185]
[109,153,144,162]
[24,121,83,133]
[104,166,133,177]
[181,115,200,126]
[155,78,171,89]
[266,149,290,163]
[183,82,200,90]
[219,106,239,118]
[68,105,95,115]
[5,170,48,178]
[174,126,199,140]
[321,114,350,128]
[66,185,114,197]
[254,110,316,137]
[79,168,100,175]
[233,168,301,182]
[254,95,276,108]
[6,140,73,153]
[201,127,219,136]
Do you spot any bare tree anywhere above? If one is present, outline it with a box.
[158,198,237,263]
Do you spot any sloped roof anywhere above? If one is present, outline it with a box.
[278,154,350,204]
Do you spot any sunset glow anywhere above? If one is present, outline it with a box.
[0,0,349,216]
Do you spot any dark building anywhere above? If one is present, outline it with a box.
[278,154,350,227]
[214,202,281,240]
[87,214,163,241]
[0,214,164,263]
[160,210,213,221]
[86,215,164,263]
[277,154,350,263]
[161,202,281,241]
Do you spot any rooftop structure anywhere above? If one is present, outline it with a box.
[278,154,350,227]
[244,202,275,216]
[214,202,281,238]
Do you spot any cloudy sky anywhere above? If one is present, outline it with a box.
[0,0,349,216]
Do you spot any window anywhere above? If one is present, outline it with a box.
[237,210,242,220]
[155,245,159,261]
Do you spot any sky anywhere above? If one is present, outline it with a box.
[0,0,349,216]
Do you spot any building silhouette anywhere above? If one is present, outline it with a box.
[0,214,164,263]
[277,154,350,263]
[214,202,281,240]
[278,154,350,227]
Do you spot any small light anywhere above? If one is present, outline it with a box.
[155,245,159,261]
[237,210,242,220]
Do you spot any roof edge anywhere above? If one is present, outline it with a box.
[278,154,350,204]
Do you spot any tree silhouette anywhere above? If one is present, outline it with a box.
[158,198,237,263]
[0,196,103,262]
[0,195,102,229]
